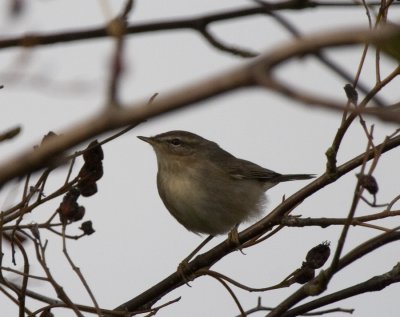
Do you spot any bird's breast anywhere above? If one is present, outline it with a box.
[157,166,203,208]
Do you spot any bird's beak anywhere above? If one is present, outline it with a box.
[137,135,154,145]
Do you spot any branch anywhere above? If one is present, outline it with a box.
[0,26,400,189]
[0,126,21,143]
[266,229,400,317]
[0,5,303,50]
[281,262,400,317]
[278,210,400,230]
[0,3,396,51]
[110,133,400,313]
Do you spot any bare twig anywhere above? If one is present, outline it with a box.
[0,4,320,50]
[280,263,400,317]
[0,126,21,143]
[266,229,400,317]
[62,225,102,316]
[203,272,246,317]
[13,236,30,317]
[33,236,84,317]
[278,211,399,231]
[110,134,400,313]
[234,296,353,317]
[106,1,134,107]
[1,26,400,189]
[199,27,257,57]
[327,126,375,280]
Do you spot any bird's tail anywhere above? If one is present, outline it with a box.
[275,174,315,182]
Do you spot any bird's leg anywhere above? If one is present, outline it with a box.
[228,224,245,254]
[177,235,214,285]
[182,234,214,263]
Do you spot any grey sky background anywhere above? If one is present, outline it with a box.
[1,1,400,316]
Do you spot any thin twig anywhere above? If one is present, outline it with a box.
[33,236,84,317]
[280,263,400,317]
[111,134,400,313]
[62,225,102,316]
[0,126,21,143]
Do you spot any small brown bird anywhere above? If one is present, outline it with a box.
[138,131,314,236]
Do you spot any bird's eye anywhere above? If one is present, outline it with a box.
[169,138,182,146]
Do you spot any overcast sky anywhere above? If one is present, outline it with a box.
[1,1,400,316]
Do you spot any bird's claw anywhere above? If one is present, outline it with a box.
[177,260,194,287]
[228,225,245,255]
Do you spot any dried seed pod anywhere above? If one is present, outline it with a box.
[357,174,379,195]
[294,264,315,284]
[71,206,85,222]
[30,223,40,240]
[79,161,104,182]
[77,141,104,197]
[57,188,85,222]
[83,140,104,164]
[77,181,98,197]
[344,84,358,105]
[305,241,331,269]
[58,197,79,220]
[80,221,95,235]
[66,187,80,200]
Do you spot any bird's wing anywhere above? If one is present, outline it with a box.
[205,144,282,180]
[208,147,313,182]
[227,159,281,180]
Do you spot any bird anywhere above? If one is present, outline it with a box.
[138,130,314,236]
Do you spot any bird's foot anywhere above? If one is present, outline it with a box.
[228,225,245,255]
[177,235,214,286]
[177,260,194,286]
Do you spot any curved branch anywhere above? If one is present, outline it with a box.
[0,25,399,188]
[281,263,400,317]
[0,2,395,52]
[266,229,400,317]
[0,5,305,50]
[111,133,400,313]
